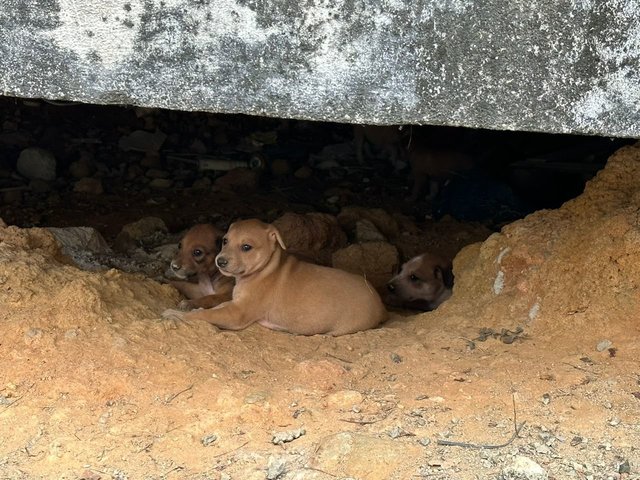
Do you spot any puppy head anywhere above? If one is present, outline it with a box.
[385,253,453,310]
[216,219,286,277]
[170,224,224,279]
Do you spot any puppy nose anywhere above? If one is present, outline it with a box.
[216,256,228,268]
[387,282,395,292]
[170,262,180,272]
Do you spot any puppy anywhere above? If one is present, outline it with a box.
[385,253,454,311]
[353,125,407,170]
[168,224,234,310]
[163,219,388,335]
[407,145,474,202]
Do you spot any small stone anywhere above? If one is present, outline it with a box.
[201,434,217,446]
[271,428,305,445]
[618,459,630,474]
[294,165,313,179]
[266,455,287,480]
[149,178,173,189]
[570,436,583,447]
[213,168,259,193]
[387,426,412,439]
[541,393,551,405]
[355,219,386,242]
[501,455,548,480]
[244,391,267,404]
[145,168,170,179]
[417,437,431,447]
[608,417,621,426]
[118,129,167,153]
[596,339,613,352]
[390,353,402,364]
[74,177,104,195]
[17,147,57,181]
[271,158,291,176]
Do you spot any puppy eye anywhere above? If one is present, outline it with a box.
[410,274,420,282]
[241,244,252,252]
[192,249,203,257]
[222,238,228,246]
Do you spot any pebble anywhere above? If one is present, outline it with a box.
[417,437,431,447]
[271,428,305,445]
[266,455,287,480]
[500,456,548,480]
[596,339,612,352]
[17,147,57,181]
[608,417,621,426]
[74,177,104,195]
[355,219,386,243]
[201,434,217,446]
[149,178,173,189]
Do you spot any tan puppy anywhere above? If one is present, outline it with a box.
[385,253,454,311]
[163,219,388,335]
[168,224,234,310]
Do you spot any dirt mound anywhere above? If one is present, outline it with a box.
[1,145,639,479]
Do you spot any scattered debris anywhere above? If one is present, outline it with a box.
[272,428,306,445]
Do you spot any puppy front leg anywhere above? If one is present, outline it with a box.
[166,302,256,331]
[179,292,233,311]
[169,280,203,300]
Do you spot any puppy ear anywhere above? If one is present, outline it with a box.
[442,265,455,289]
[269,226,287,250]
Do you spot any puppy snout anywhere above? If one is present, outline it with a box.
[216,256,228,269]
[386,282,396,292]
[170,261,180,272]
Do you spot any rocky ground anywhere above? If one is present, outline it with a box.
[0,98,638,480]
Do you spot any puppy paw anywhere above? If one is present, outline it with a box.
[162,308,186,322]
[177,299,194,311]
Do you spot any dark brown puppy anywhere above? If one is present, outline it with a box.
[385,253,454,311]
[407,146,475,202]
[163,219,388,335]
[353,125,407,170]
[169,224,234,310]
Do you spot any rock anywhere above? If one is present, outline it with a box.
[500,456,548,480]
[309,432,421,479]
[118,129,167,153]
[273,212,347,263]
[596,339,612,352]
[149,178,173,189]
[69,157,94,179]
[213,168,260,193]
[73,177,104,195]
[17,147,57,181]
[114,217,168,252]
[271,428,305,445]
[47,227,111,256]
[266,455,287,480]
[332,242,399,288]
[355,219,386,242]
[191,177,212,190]
[337,206,400,240]
[294,165,313,179]
[0,218,6,228]
[201,434,217,446]
[270,158,291,176]
[145,168,170,179]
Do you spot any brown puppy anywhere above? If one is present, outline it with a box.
[407,145,474,202]
[385,253,454,311]
[163,219,388,335]
[168,224,234,310]
[353,125,407,170]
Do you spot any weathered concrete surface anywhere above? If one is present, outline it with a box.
[0,0,639,138]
